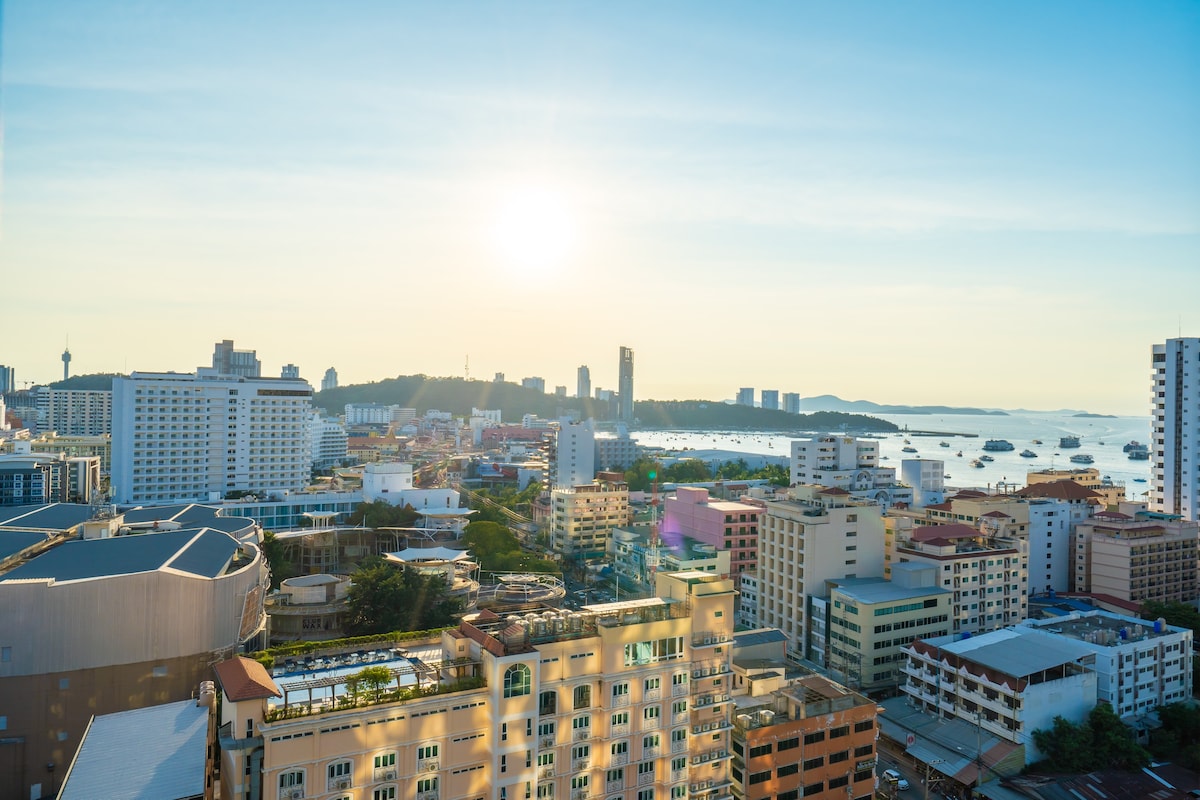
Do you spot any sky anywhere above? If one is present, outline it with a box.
[1,2,1197,416]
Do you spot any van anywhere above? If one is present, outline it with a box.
[883,769,910,791]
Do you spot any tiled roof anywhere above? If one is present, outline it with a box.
[214,656,281,701]
[981,510,1011,518]
[819,487,850,495]
[912,523,978,542]
[1015,480,1101,501]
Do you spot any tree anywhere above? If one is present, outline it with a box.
[344,557,462,635]
[261,530,295,590]
[1031,704,1150,773]
[347,501,421,530]
[464,521,557,573]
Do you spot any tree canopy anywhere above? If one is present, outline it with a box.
[344,556,462,636]
[463,521,557,573]
[1031,703,1150,773]
[621,456,789,491]
[347,501,422,530]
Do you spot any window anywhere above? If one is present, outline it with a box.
[416,777,438,793]
[505,664,532,698]
[612,740,628,756]
[748,771,771,785]
[572,744,590,761]
[829,750,849,764]
[803,731,825,745]
[637,790,654,800]
[612,712,629,727]
[644,677,661,692]
[672,699,687,714]
[612,682,629,699]
[373,789,396,800]
[538,752,555,767]
[854,719,874,733]
[573,715,591,730]
[417,744,439,760]
[637,762,654,776]
[748,743,772,758]
[778,737,799,751]
[777,763,798,777]
[607,767,624,783]
[540,690,557,715]
[328,761,352,779]
[571,775,589,790]
[373,753,396,769]
[279,771,305,789]
[643,706,660,720]
[538,721,555,737]
[803,756,824,770]
[829,725,849,738]
[643,734,660,749]
[574,684,591,709]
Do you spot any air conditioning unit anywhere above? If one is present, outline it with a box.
[704,637,713,645]
[288,790,304,800]
[383,770,397,781]
[424,760,439,771]
[575,729,590,741]
[336,778,351,790]
[574,760,588,771]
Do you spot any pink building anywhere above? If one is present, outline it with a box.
[662,487,762,579]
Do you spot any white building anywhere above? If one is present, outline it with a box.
[791,435,912,506]
[899,458,946,507]
[361,461,460,510]
[1019,610,1192,719]
[320,367,338,392]
[550,420,595,488]
[760,389,779,411]
[757,486,886,661]
[111,369,313,505]
[34,387,112,436]
[344,403,393,426]
[307,411,348,469]
[782,392,801,414]
[902,628,1098,764]
[1152,337,1200,520]
[736,570,759,629]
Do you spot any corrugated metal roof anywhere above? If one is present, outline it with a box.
[0,503,94,531]
[59,699,208,800]
[0,530,51,561]
[733,628,789,648]
[1,528,242,583]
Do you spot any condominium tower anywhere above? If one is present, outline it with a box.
[577,365,591,400]
[1152,337,1200,520]
[618,346,634,422]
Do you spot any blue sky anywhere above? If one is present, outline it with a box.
[2,2,1197,414]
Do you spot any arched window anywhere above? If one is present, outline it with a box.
[504,664,531,698]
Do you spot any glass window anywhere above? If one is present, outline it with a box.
[505,664,532,698]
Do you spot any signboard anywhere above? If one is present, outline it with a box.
[906,733,916,747]
[856,759,877,771]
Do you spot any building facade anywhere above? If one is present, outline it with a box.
[213,339,262,378]
[111,370,313,505]
[618,346,635,423]
[736,388,754,407]
[1071,513,1199,603]
[550,475,630,559]
[34,387,112,436]
[577,365,591,400]
[550,421,596,489]
[782,393,801,415]
[759,390,778,411]
[790,436,912,506]
[1152,337,1200,520]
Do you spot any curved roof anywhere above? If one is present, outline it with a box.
[384,546,470,563]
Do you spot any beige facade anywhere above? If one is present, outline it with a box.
[1026,467,1124,507]
[1072,515,1199,602]
[757,487,886,662]
[218,571,737,800]
[550,476,630,558]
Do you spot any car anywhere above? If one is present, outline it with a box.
[883,769,910,791]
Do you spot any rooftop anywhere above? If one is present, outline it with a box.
[831,576,952,603]
[918,628,1095,679]
[1023,610,1187,646]
[214,656,282,701]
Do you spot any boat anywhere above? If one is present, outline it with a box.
[956,451,963,457]
[1060,436,1081,448]
[1019,449,1037,458]
[1122,440,1142,452]
[1032,439,1043,445]
[1133,477,1147,483]
[944,474,951,478]
[970,459,985,468]
[1069,454,1094,464]
[980,454,995,462]
[902,446,917,453]
[1128,447,1150,461]
[939,441,950,448]
[982,439,1015,451]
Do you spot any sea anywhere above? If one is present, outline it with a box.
[633,411,1153,500]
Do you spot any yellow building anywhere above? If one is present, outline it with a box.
[1026,467,1124,508]
[216,571,736,800]
[550,475,630,559]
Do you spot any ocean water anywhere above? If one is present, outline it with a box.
[634,411,1153,500]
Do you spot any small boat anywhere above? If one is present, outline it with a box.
[1060,435,1081,448]
[902,446,917,453]
[1032,439,1043,445]
[1019,449,1037,458]
[903,438,911,445]
[1069,454,1094,464]
[1133,477,1147,483]
[944,474,952,479]
[982,439,1015,451]
[955,451,963,457]
[939,441,950,448]
[980,455,995,462]
[970,459,985,468]
[1128,448,1150,461]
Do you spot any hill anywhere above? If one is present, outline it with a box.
[316,376,896,432]
[47,373,125,391]
[799,394,1008,416]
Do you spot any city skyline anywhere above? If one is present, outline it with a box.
[2,2,1198,415]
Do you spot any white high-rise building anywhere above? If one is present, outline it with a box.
[782,392,801,414]
[307,411,348,469]
[576,364,591,399]
[111,369,312,504]
[1152,337,1200,520]
[791,435,912,505]
[34,388,112,436]
[550,419,595,488]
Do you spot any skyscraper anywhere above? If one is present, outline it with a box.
[761,389,779,410]
[617,346,634,422]
[281,364,300,379]
[736,387,755,406]
[576,364,591,399]
[321,367,338,392]
[1152,338,1200,520]
[783,392,801,414]
[0,365,14,394]
[211,339,261,378]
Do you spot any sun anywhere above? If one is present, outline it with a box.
[489,186,576,274]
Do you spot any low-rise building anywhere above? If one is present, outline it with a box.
[790,435,913,506]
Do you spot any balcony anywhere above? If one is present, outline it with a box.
[279,789,305,800]
[638,770,656,786]
[611,751,630,767]
[540,765,556,779]
[644,687,662,701]
[373,767,398,783]
[418,759,439,773]
[611,693,630,708]
[672,739,689,754]
[327,776,353,793]
[417,792,439,800]
[611,723,630,736]
[540,735,556,748]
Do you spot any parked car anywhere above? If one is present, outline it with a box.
[883,769,910,791]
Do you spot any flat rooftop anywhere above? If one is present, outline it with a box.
[921,629,1095,678]
[832,576,951,603]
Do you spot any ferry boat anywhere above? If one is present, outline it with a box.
[1128,446,1150,461]
[982,439,1015,451]
[970,459,985,468]
[980,455,995,462]
[1060,436,1081,448]
[1019,449,1037,458]
[1069,454,1094,464]
[902,446,917,453]
[1123,440,1142,452]
[939,441,950,448]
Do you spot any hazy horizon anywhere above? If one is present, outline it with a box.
[2,2,1197,416]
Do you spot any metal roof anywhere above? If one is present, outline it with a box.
[733,628,789,648]
[930,628,1095,678]
[384,546,470,563]
[59,699,208,800]
[0,530,50,561]
[0,503,94,532]
[1,528,242,583]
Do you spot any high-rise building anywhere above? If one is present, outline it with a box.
[782,392,801,414]
[212,339,262,378]
[34,387,112,436]
[281,363,300,379]
[618,346,634,422]
[550,421,596,488]
[321,367,338,392]
[760,389,778,411]
[577,365,591,399]
[111,369,313,504]
[521,376,546,393]
[1152,337,1200,520]
[736,387,754,407]
[551,474,629,558]
[0,364,15,394]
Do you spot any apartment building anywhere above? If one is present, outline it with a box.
[549,420,595,488]
[1151,337,1200,520]
[1071,512,1199,603]
[550,474,629,559]
[216,571,737,800]
[1026,467,1124,508]
[888,523,1027,634]
[731,674,877,800]
[610,527,731,592]
[790,436,912,506]
[901,629,1097,764]
[1019,610,1192,719]
[34,387,112,436]
[663,486,762,579]
[757,487,886,662]
[111,369,313,505]
[810,563,952,692]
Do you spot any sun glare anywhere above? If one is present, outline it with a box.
[490,186,576,274]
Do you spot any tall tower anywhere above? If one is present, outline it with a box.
[62,347,72,382]
[617,346,634,422]
[1152,338,1200,520]
[577,365,591,399]
[321,367,338,392]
